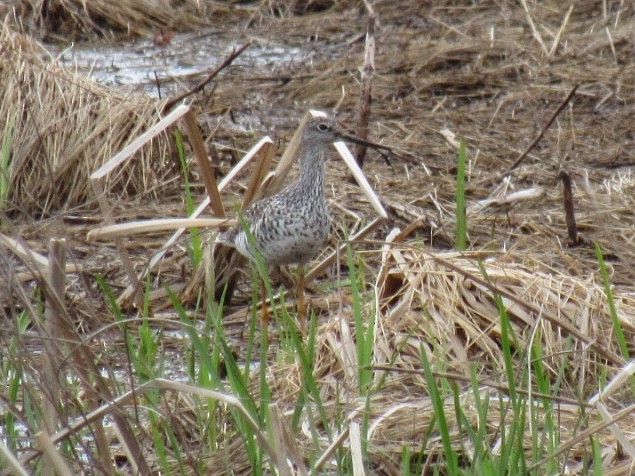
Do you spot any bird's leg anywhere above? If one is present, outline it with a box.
[297,265,307,334]
[260,278,269,326]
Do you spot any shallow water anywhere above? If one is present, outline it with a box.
[50,28,309,98]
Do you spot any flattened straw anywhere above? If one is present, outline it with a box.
[88,218,236,241]
[605,26,618,63]
[439,128,460,151]
[548,5,574,57]
[314,427,351,471]
[333,142,387,219]
[596,402,635,459]
[91,104,193,307]
[430,252,624,366]
[328,315,357,390]
[110,423,141,475]
[370,366,588,406]
[0,438,28,476]
[0,233,80,272]
[375,227,402,306]
[268,403,305,476]
[467,186,544,214]
[242,140,277,207]
[349,422,365,476]
[520,0,548,56]
[91,104,190,180]
[588,360,635,405]
[34,432,73,476]
[41,239,65,443]
[182,109,225,217]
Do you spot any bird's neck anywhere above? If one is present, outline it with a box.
[294,148,326,199]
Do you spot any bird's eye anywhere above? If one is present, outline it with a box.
[316,122,330,132]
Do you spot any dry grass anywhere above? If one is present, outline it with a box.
[2,0,635,474]
[0,24,178,216]
[4,0,242,40]
[249,245,635,470]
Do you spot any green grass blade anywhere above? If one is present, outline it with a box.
[455,139,468,250]
[420,345,459,475]
[0,111,16,212]
[345,243,373,391]
[469,365,495,471]
[175,127,203,265]
[595,243,629,359]
[477,261,531,474]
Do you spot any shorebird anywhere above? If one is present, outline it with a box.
[218,114,387,328]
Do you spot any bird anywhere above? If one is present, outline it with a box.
[218,114,385,329]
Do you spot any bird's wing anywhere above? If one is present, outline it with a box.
[218,195,278,245]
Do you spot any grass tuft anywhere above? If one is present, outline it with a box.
[595,242,629,360]
[0,111,15,213]
[455,139,468,251]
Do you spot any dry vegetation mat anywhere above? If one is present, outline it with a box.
[4,0,235,40]
[1,0,635,474]
[267,246,635,468]
[0,24,177,215]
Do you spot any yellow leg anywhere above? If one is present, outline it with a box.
[297,266,307,334]
[260,279,269,326]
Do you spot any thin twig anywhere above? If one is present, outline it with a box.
[559,171,580,246]
[506,84,578,173]
[162,42,250,113]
